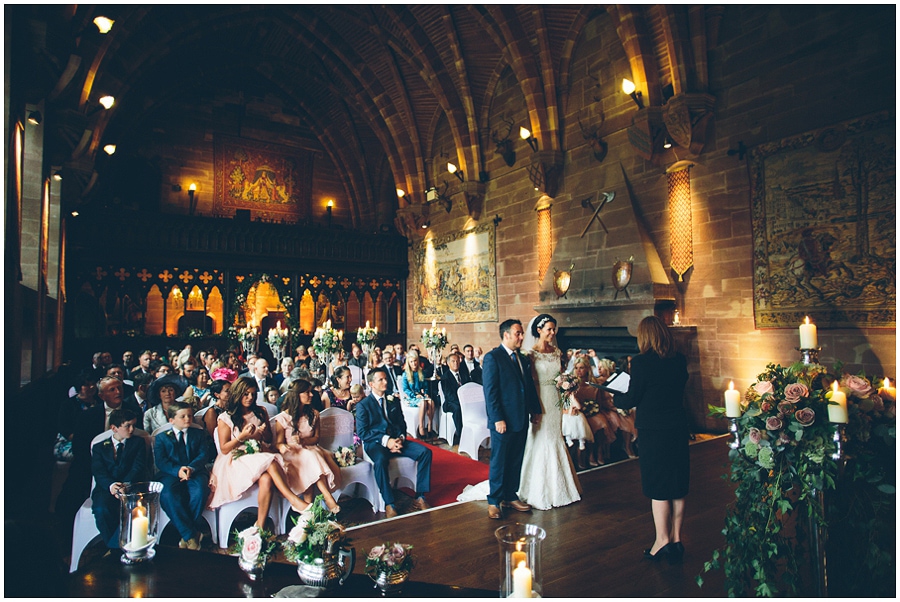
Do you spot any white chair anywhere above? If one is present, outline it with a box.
[193,404,213,426]
[438,381,457,445]
[318,408,382,512]
[458,383,490,459]
[348,365,364,387]
[258,401,278,418]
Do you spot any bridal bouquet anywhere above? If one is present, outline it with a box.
[232,439,261,459]
[554,373,578,409]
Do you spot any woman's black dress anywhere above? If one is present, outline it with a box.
[615,351,690,500]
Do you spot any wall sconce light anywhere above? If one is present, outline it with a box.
[520,127,538,152]
[103,144,116,155]
[421,220,430,229]
[553,263,574,299]
[326,199,334,227]
[93,16,115,34]
[447,162,464,182]
[492,118,516,167]
[71,211,80,217]
[663,136,673,150]
[396,188,405,198]
[27,111,42,125]
[52,170,63,181]
[98,95,116,110]
[188,183,197,215]
[426,182,452,213]
[621,79,644,109]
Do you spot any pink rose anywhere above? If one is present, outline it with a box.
[783,383,809,403]
[754,381,775,396]
[760,401,773,413]
[777,401,795,416]
[368,545,386,560]
[765,416,783,431]
[794,407,815,426]
[748,427,762,444]
[241,533,262,562]
[842,375,874,398]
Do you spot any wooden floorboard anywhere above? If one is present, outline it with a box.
[329,436,733,597]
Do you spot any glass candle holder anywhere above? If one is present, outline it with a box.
[495,523,545,598]
[118,481,163,565]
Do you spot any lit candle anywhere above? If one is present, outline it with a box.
[511,541,527,568]
[277,320,281,330]
[799,316,818,349]
[325,320,331,330]
[131,502,149,548]
[423,327,428,337]
[724,381,741,417]
[512,560,532,598]
[673,310,680,325]
[431,319,436,330]
[879,377,896,402]
[337,330,343,340]
[828,381,848,423]
[374,326,378,334]
[366,320,370,329]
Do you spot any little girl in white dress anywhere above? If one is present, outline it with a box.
[561,396,594,451]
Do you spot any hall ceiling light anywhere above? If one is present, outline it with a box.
[98,95,115,110]
[103,144,117,155]
[93,16,115,34]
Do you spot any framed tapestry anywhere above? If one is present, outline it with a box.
[413,223,498,323]
[750,111,895,329]
[213,135,314,221]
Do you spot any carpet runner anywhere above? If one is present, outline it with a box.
[400,439,489,507]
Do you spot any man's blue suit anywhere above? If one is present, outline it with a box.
[91,436,148,548]
[482,344,542,506]
[154,425,213,541]
[356,392,432,506]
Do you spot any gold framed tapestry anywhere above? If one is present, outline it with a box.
[750,111,895,329]
[213,135,314,221]
[413,223,498,323]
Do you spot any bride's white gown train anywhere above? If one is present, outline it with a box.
[517,348,582,510]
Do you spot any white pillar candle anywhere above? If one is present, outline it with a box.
[879,377,896,402]
[799,316,818,349]
[724,381,741,417]
[828,381,848,423]
[131,504,149,548]
[512,561,532,598]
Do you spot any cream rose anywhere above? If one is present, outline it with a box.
[754,381,775,396]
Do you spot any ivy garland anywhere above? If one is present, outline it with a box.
[697,362,895,597]
[226,273,300,343]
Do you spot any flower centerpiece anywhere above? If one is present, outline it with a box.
[698,362,895,597]
[239,321,258,354]
[421,319,448,380]
[311,320,344,379]
[356,321,379,356]
[232,439,261,459]
[365,542,415,594]
[267,320,289,364]
[282,495,354,588]
[553,372,578,409]
[333,446,357,467]
[230,525,278,580]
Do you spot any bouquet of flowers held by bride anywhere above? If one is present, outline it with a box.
[554,373,578,409]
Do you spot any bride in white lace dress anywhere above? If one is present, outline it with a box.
[518,314,582,509]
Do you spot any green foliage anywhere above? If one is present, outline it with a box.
[701,363,895,597]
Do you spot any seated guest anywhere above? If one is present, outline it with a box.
[203,379,232,439]
[130,350,153,376]
[122,351,136,372]
[105,364,134,397]
[264,386,280,407]
[307,347,325,381]
[125,372,153,416]
[348,384,365,411]
[379,350,401,396]
[154,401,214,550]
[328,348,348,373]
[151,361,171,379]
[347,343,366,369]
[401,350,436,439]
[324,366,353,410]
[189,366,212,407]
[364,350,382,379]
[58,370,101,444]
[393,343,406,367]
[356,368,431,519]
[294,345,311,369]
[273,381,342,512]
[144,376,182,433]
[407,344,434,378]
[208,377,309,528]
[437,351,468,446]
[91,408,147,550]
[461,344,482,384]
[273,357,295,388]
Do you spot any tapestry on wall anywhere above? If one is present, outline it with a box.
[213,135,314,221]
[413,223,498,324]
[750,111,895,329]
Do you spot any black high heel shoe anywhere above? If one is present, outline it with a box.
[643,543,671,561]
[667,542,684,564]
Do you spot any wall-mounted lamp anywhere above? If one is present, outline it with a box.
[52,170,63,181]
[93,16,115,34]
[421,220,430,229]
[520,126,538,152]
[663,136,673,150]
[188,183,197,215]
[27,111,42,125]
[71,211,80,217]
[326,198,334,227]
[396,188,405,198]
[621,79,644,109]
[447,162,464,182]
[103,144,116,155]
[98,95,116,110]
[426,182,452,213]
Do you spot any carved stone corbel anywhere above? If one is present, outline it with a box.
[527,150,565,198]
[626,107,664,161]
[393,202,429,239]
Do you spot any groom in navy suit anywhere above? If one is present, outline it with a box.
[356,367,432,519]
[482,319,542,519]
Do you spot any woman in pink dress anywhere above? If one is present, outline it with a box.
[273,380,342,513]
[209,376,309,529]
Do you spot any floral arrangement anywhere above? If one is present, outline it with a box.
[186,328,205,339]
[282,495,346,564]
[230,525,278,565]
[699,361,895,597]
[232,439,261,459]
[357,321,379,353]
[210,367,238,383]
[267,322,288,351]
[554,372,578,409]
[421,319,448,351]
[311,320,344,357]
[366,542,415,576]
[333,446,357,467]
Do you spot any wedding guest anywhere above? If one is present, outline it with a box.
[401,350,436,439]
[380,350,401,395]
[615,316,688,562]
[273,357,294,388]
[437,352,467,446]
[348,343,366,369]
[324,366,353,410]
[307,347,325,380]
[294,345,311,369]
[203,379,232,438]
[461,344,482,384]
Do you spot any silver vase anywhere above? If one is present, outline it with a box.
[238,555,267,581]
[368,568,410,595]
[295,546,355,589]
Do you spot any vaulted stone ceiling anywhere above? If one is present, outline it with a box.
[22,4,722,226]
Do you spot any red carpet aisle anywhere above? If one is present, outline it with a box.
[401,439,489,506]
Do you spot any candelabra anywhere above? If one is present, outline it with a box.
[796,347,821,366]
[421,320,448,382]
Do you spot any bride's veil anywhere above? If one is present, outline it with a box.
[522,316,539,352]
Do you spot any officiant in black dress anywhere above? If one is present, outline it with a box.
[614,316,689,562]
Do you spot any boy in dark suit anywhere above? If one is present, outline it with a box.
[91,408,147,549]
[154,401,213,550]
[356,367,432,519]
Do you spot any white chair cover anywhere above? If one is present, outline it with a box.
[457,383,490,459]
